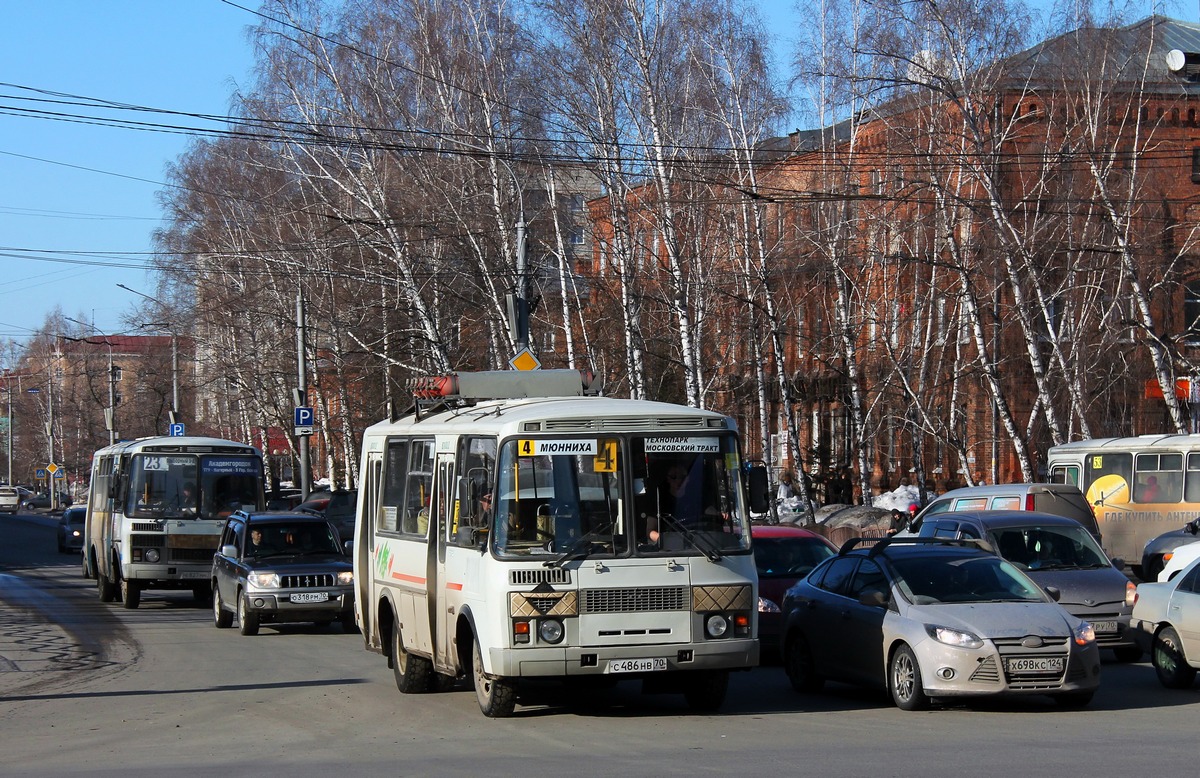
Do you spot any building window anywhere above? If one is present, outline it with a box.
[569,228,584,245]
[1192,148,1200,183]
[1185,279,1200,344]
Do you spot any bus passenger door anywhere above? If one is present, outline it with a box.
[357,453,382,650]
[430,453,456,673]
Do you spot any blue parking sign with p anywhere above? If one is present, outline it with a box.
[169,423,186,437]
[295,406,314,427]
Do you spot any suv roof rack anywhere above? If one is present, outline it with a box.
[838,535,995,557]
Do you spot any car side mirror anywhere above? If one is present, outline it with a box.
[747,464,770,514]
[1187,519,1200,536]
[1044,585,1061,602]
[343,540,353,555]
[858,590,889,608]
[220,544,238,558]
[1110,557,1125,570]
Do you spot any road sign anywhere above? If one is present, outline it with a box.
[35,468,46,480]
[169,423,186,437]
[509,348,541,371]
[46,463,59,475]
[294,406,314,427]
[295,426,314,437]
[54,470,65,479]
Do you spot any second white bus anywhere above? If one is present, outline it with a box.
[83,435,266,608]
[352,370,768,717]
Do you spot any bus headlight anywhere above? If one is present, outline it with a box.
[538,619,565,644]
[247,572,280,588]
[144,548,161,563]
[705,614,730,639]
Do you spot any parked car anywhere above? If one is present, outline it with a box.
[211,510,355,636]
[0,486,22,514]
[56,506,87,553]
[1141,516,1200,583]
[752,524,838,655]
[911,483,1100,541]
[297,488,358,543]
[22,491,73,511]
[781,536,1102,710]
[907,510,1140,661]
[1131,554,1200,688]
[1155,523,1200,583]
[265,489,305,511]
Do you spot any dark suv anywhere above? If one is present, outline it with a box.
[211,511,355,636]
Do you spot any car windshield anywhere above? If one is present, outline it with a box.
[890,555,1047,604]
[246,522,341,556]
[988,525,1110,570]
[754,536,836,578]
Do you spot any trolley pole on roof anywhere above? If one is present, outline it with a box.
[296,292,311,500]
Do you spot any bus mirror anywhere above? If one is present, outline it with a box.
[747,464,769,514]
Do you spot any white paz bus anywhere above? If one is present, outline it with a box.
[83,436,266,608]
[352,370,768,717]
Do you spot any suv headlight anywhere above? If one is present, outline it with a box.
[337,571,354,585]
[758,596,781,613]
[247,572,280,588]
[926,624,984,649]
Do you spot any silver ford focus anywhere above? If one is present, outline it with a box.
[781,537,1102,710]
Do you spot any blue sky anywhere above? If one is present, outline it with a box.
[0,1,258,343]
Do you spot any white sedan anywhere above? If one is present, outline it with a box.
[1131,556,1200,688]
[1158,539,1200,582]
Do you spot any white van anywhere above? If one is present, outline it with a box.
[910,483,1101,542]
[0,486,22,514]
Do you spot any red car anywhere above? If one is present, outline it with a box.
[752,524,837,658]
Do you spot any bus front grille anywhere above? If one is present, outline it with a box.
[581,586,688,613]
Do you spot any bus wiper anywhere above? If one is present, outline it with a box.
[656,513,722,562]
[545,524,613,568]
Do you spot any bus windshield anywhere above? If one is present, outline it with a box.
[490,433,751,558]
[125,454,263,520]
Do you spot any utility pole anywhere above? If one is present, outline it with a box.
[296,292,311,499]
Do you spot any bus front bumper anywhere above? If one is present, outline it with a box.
[488,639,759,677]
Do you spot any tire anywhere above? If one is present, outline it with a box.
[391,625,432,694]
[1113,645,1142,663]
[1053,691,1094,708]
[889,643,930,711]
[213,585,233,629]
[1153,625,1198,689]
[472,637,516,717]
[783,634,825,693]
[120,578,141,609]
[238,591,260,636]
[683,670,729,712]
[192,584,213,607]
[97,564,116,603]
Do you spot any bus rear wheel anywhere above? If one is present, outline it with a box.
[391,626,431,693]
[472,637,516,717]
[97,565,115,603]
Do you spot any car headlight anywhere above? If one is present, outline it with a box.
[337,571,354,585]
[926,624,984,649]
[247,572,280,588]
[1124,580,1136,608]
[1073,621,1096,646]
[758,596,781,613]
[71,530,81,538]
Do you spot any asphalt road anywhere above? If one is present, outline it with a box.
[3,511,1199,777]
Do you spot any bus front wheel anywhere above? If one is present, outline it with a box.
[472,637,516,717]
[120,578,141,609]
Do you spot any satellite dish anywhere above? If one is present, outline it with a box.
[1166,49,1187,73]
